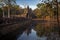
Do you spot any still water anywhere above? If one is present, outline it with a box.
[16,20,60,40]
[1,20,60,40]
[17,29,47,40]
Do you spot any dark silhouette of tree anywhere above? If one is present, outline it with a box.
[56,0,59,27]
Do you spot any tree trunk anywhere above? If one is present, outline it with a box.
[8,6,10,18]
[2,8,5,18]
[56,0,59,27]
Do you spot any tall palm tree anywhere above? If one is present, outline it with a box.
[0,0,16,18]
[0,0,5,18]
[5,0,16,18]
[2,5,5,18]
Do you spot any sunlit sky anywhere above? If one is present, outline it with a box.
[16,0,60,10]
[16,0,42,10]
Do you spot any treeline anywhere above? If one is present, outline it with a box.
[33,0,60,18]
[0,0,26,18]
[0,5,27,17]
[0,5,24,17]
[0,0,60,19]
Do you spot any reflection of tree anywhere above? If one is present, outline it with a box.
[34,23,46,37]
[34,23,56,37]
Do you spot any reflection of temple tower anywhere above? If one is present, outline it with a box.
[25,27,31,36]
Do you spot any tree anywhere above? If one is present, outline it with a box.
[38,0,60,31]
[6,0,16,18]
[0,8,2,17]
[37,3,44,9]
[33,8,41,18]
[52,0,59,27]
[0,0,16,18]
[0,1,5,17]
[37,3,54,19]
[56,0,59,27]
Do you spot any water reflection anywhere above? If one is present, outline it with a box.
[17,21,60,40]
[17,29,47,40]
[34,22,60,40]
[0,21,60,40]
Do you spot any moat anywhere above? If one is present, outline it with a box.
[0,20,60,40]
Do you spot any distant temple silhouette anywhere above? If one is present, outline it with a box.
[26,6,33,18]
